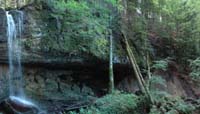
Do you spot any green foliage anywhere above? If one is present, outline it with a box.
[151,0,200,62]
[105,0,117,5]
[149,75,166,87]
[126,0,200,66]
[175,99,196,114]
[151,90,171,103]
[148,76,196,114]
[90,38,109,58]
[94,92,138,114]
[69,91,140,114]
[69,90,198,114]
[39,0,120,58]
[149,105,162,114]
[189,57,200,81]
[152,59,168,71]
[149,76,170,103]
[105,0,123,10]
[65,0,89,12]
[148,82,196,114]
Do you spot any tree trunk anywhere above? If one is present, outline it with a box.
[122,32,145,92]
[109,30,114,93]
[146,53,151,79]
[121,31,154,104]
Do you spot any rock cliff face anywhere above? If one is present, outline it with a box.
[0,7,102,65]
[0,4,129,102]
[0,6,110,111]
[0,64,133,112]
[0,8,8,66]
[0,8,7,42]
[0,64,102,103]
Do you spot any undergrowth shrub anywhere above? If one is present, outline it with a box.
[148,76,196,114]
[68,90,197,114]
[189,57,200,82]
[152,59,169,71]
[69,91,141,114]
[149,97,196,114]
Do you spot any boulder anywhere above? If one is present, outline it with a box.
[0,96,39,114]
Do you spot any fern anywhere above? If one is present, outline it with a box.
[189,57,200,81]
[152,59,169,71]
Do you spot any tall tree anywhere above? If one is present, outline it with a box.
[109,29,114,93]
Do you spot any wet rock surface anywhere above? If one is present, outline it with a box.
[0,96,38,114]
[0,63,132,113]
[0,8,7,42]
[0,64,102,113]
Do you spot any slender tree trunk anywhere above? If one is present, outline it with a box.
[146,53,151,79]
[121,31,154,104]
[122,32,145,92]
[196,38,200,55]
[109,30,114,93]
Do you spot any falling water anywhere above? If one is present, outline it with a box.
[6,11,24,98]
[6,11,41,113]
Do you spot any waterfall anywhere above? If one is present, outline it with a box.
[5,10,40,113]
[6,11,24,98]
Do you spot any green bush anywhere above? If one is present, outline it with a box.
[152,59,169,71]
[69,91,140,114]
[149,75,166,87]
[149,89,196,114]
[68,90,197,114]
[189,57,200,81]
